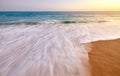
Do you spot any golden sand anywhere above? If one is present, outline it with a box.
[89,39,120,76]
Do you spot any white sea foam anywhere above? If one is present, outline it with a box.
[0,23,120,76]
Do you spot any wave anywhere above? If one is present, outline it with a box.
[0,20,108,25]
[61,21,77,24]
[0,23,120,76]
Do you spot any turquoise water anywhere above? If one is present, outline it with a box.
[0,11,120,25]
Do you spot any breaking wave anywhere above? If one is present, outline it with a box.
[0,19,108,25]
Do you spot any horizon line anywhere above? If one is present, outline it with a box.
[0,10,120,12]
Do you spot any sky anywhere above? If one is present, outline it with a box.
[0,0,120,11]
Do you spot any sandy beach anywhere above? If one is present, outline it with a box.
[89,39,120,76]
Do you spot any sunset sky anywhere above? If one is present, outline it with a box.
[0,0,120,11]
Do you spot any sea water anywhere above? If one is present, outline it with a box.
[0,11,120,76]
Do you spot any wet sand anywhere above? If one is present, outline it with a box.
[89,39,120,76]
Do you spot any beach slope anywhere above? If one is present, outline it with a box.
[89,39,120,76]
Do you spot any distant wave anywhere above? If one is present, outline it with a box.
[61,21,77,24]
[0,20,108,25]
[61,20,108,24]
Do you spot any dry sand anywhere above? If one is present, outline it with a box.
[89,39,120,76]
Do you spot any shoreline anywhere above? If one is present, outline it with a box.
[89,39,120,76]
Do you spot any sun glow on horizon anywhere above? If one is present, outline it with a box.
[0,0,120,11]
[94,0,120,11]
[76,0,120,11]
[66,0,120,11]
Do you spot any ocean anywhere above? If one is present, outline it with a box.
[0,11,120,25]
[0,11,120,76]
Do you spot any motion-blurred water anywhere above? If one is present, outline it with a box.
[0,11,120,76]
